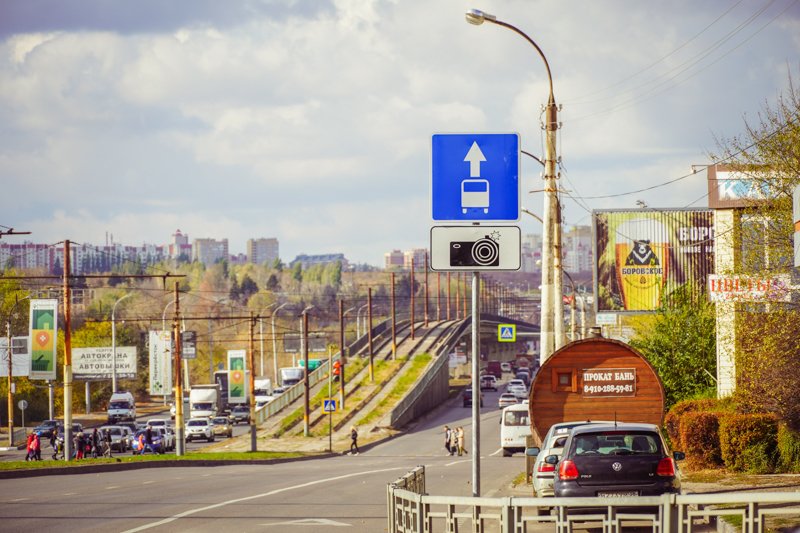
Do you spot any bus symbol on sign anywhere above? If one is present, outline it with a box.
[461,179,489,214]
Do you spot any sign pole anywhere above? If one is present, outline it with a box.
[471,271,481,497]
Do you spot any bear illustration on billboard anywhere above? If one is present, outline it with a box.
[625,239,660,266]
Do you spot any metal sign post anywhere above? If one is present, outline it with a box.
[471,271,481,497]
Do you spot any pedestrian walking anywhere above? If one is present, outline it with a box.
[103,428,113,458]
[140,426,157,455]
[349,426,359,455]
[75,432,85,460]
[449,427,458,455]
[457,426,467,456]
[443,426,452,455]
[25,432,34,461]
[32,432,41,461]
[91,428,100,458]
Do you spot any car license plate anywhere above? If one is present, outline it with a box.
[597,491,638,498]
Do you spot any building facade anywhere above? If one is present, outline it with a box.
[193,238,229,266]
[247,237,279,265]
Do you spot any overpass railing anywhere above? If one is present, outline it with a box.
[387,467,800,533]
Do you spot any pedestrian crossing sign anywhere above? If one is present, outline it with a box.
[498,324,516,342]
[323,399,337,413]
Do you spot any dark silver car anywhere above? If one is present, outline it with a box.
[553,423,683,499]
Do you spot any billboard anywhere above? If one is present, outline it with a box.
[706,164,775,209]
[594,209,714,312]
[29,299,58,380]
[73,346,137,379]
[148,330,172,395]
[0,337,30,377]
[227,350,246,404]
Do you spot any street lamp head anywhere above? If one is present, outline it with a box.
[465,9,496,25]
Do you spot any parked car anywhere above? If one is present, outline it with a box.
[99,425,131,452]
[480,375,498,391]
[498,393,518,408]
[33,420,59,439]
[211,416,234,438]
[230,405,251,425]
[500,362,513,374]
[154,426,175,451]
[462,387,484,408]
[553,423,684,501]
[185,418,215,442]
[508,384,528,401]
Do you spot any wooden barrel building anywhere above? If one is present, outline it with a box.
[528,337,666,445]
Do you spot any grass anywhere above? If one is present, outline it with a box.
[0,450,311,471]
[358,354,432,426]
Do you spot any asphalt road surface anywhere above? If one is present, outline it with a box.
[0,383,538,532]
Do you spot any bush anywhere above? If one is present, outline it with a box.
[776,424,800,473]
[719,413,778,473]
[664,398,720,450]
[680,411,722,469]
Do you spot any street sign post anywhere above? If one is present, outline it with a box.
[430,226,520,271]
[432,133,520,222]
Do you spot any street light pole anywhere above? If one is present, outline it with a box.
[271,302,289,386]
[466,8,562,362]
[111,293,132,394]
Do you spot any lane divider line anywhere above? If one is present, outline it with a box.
[120,465,405,532]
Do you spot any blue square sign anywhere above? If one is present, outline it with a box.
[432,133,520,221]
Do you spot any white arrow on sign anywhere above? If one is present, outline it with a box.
[464,141,486,178]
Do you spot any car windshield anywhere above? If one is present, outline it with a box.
[212,418,228,424]
[109,401,130,409]
[187,420,208,427]
[233,406,248,412]
[573,431,660,456]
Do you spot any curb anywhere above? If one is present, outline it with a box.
[0,452,337,480]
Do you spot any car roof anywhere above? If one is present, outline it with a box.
[568,422,660,435]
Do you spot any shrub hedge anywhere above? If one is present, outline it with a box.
[776,424,800,473]
[719,413,778,473]
[665,399,719,450]
[679,411,722,469]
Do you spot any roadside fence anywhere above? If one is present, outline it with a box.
[387,466,800,533]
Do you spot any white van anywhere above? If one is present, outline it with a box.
[107,391,136,423]
[500,403,531,457]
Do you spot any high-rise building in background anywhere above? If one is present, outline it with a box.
[247,237,279,265]
[562,225,593,273]
[384,249,404,270]
[193,238,229,266]
[521,234,543,273]
[169,229,192,260]
[404,248,428,270]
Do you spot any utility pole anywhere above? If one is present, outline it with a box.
[390,272,396,360]
[6,320,13,447]
[302,308,310,437]
[338,300,346,410]
[410,258,415,340]
[446,272,451,320]
[436,272,441,321]
[63,240,73,461]
[367,288,374,382]
[424,253,430,327]
[173,283,185,456]
[249,311,257,451]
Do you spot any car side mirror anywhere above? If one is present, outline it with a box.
[673,451,685,461]
[525,446,540,457]
[545,454,559,465]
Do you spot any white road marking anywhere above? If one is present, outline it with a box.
[120,466,404,532]
[105,486,121,490]
[63,492,77,496]
[489,448,503,457]
[262,518,350,527]
[445,459,470,466]
[142,481,155,485]
[9,498,29,502]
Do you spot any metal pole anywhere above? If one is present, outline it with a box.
[328,346,333,453]
[302,310,310,437]
[339,300,346,410]
[111,293,131,394]
[424,253,429,327]
[410,258,415,340]
[455,273,460,319]
[437,272,441,321]
[6,319,13,447]
[271,302,288,386]
[446,272,451,320]
[249,312,257,452]
[173,283,185,456]
[471,271,481,496]
[259,317,264,377]
[390,272,396,360]
[63,239,73,461]
[368,288,374,382]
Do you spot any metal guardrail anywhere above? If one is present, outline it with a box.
[387,467,800,532]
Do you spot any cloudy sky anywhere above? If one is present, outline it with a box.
[1,0,798,266]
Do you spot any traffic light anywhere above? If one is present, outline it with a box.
[333,360,341,376]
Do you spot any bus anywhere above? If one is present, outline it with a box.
[500,403,532,457]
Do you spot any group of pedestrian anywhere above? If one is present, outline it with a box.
[25,432,41,461]
[443,425,467,456]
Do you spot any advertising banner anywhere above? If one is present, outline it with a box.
[148,330,172,395]
[582,368,636,397]
[594,209,714,312]
[0,337,31,377]
[227,350,247,404]
[73,346,137,379]
[29,299,58,380]
[708,274,792,303]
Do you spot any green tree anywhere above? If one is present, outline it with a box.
[712,73,800,429]
[266,273,280,291]
[630,286,717,409]
[291,262,303,284]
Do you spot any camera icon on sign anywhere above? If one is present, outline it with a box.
[450,235,500,267]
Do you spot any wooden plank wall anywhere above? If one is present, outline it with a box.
[529,338,665,444]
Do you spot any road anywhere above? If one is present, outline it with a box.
[0,378,538,532]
